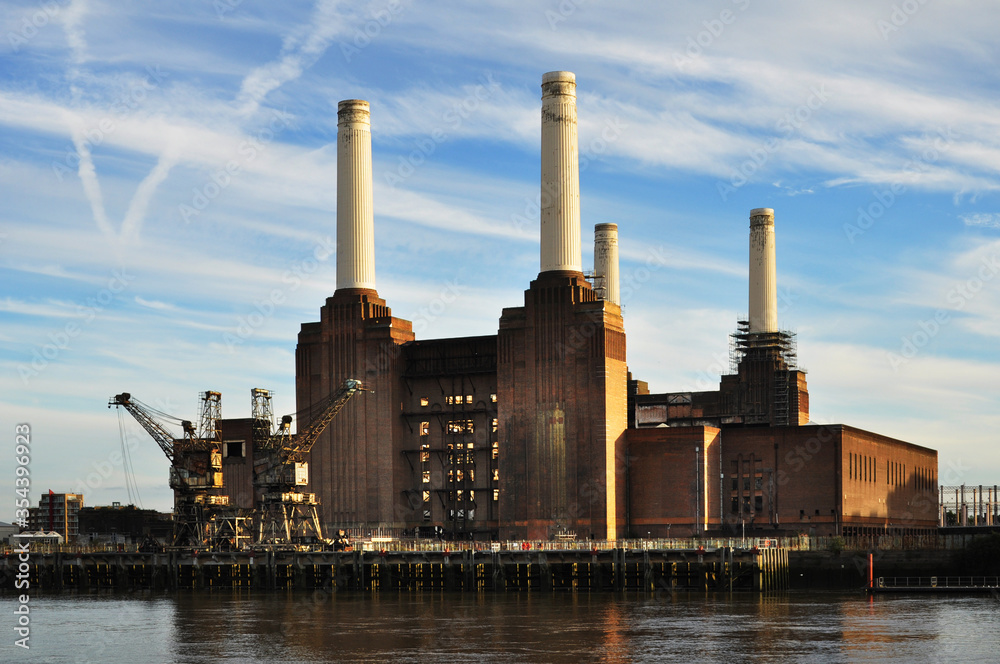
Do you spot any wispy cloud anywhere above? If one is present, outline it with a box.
[235,0,348,117]
[962,213,1000,229]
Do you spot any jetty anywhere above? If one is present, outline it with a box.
[2,545,788,593]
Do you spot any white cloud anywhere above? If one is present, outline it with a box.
[962,213,1000,229]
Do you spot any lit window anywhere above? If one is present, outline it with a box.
[422,490,430,503]
[420,397,429,407]
[420,421,429,436]
[456,470,464,482]
[467,442,474,449]
[490,393,497,403]
[492,468,499,481]
[469,469,475,482]
[445,396,454,405]
[466,395,473,404]
[492,418,498,433]
[469,490,475,502]
[422,471,430,484]
[447,419,474,434]
[456,490,464,500]
[493,488,499,501]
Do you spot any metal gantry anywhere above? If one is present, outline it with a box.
[252,379,366,547]
[109,391,228,547]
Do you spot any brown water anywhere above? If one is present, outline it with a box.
[3,590,998,662]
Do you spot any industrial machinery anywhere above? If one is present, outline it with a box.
[109,391,229,547]
[251,378,365,546]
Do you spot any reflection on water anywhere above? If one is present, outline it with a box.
[4,590,998,663]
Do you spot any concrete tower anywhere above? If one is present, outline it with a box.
[336,100,376,293]
[748,208,777,334]
[594,223,620,306]
[540,71,582,274]
[498,72,628,541]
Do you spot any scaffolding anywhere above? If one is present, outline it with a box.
[728,319,799,426]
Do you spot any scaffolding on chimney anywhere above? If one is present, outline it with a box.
[729,319,799,426]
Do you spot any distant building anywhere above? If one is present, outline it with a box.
[27,492,83,542]
[0,521,17,545]
[78,503,173,544]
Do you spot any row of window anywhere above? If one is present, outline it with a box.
[421,468,500,484]
[422,489,500,503]
[849,453,876,483]
[731,496,763,514]
[419,418,500,436]
[420,394,498,407]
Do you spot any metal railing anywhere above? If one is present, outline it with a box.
[0,532,988,556]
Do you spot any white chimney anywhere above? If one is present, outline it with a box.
[539,71,581,274]
[748,207,777,333]
[594,223,620,306]
[336,99,376,292]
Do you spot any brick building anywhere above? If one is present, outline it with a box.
[214,71,937,541]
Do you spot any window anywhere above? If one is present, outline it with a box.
[423,509,431,521]
[755,477,763,491]
[467,442,475,449]
[743,478,750,490]
[447,419,474,434]
[490,393,497,403]
[492,468,499,481]
[493,488,499,501]
[420,444,430,463]
[223,441,245,458]
[492,441,499,460]
[422,471,430,484]
[492,418,498,432]
[420,397,429,407]
[468,469,475,482]
[755,496,763,512]
[420,421,429,436]
[466,395,473,404]
[731,478,738,491]
[731,497,739,514]
[422,490,430,503]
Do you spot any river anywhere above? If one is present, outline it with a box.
[2,590,998,662]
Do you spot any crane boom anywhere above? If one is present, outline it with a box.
[109,392,194,460]
[252,378,367,546]
[277,378,364,463]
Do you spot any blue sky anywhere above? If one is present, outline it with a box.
[1,0,998,516]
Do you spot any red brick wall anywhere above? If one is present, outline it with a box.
[498,272,627,540]
[296,289,414,534]
[626,426,721,537]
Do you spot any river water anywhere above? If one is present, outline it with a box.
[2,590,998,663]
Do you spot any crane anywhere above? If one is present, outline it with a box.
[251,378,366,546]
[109,391,228,547]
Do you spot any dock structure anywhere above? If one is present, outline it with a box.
[2,546,788,593]
[868,576,1000,594]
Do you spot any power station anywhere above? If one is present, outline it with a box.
[120,72,941,545]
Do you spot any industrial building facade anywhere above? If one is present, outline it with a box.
[220,71,937,541]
